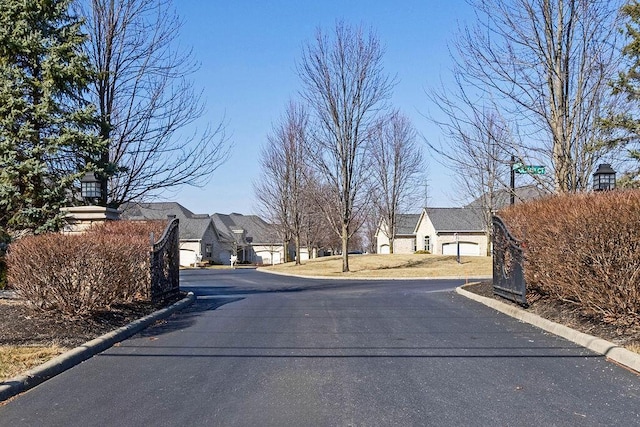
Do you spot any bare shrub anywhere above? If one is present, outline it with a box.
[7,220,165,317]
[500,191,640,326]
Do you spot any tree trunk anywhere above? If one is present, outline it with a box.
[295,234,301,265]
[283,239,288,263]
[341,222,349,272]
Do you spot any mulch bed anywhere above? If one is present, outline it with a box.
[0,294,184,348]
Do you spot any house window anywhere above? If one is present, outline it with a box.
[413,239,417,252]
[205,244,212,257]
[424,236,430,252]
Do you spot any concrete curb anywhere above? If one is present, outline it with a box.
[258,267,493,282]
[456,285,640,374]
[0,292,196,402]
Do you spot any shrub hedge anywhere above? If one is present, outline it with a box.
[7,220,165,317]
[499,190,640,326]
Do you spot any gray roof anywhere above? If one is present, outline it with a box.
[120,202,215,241]
[211,213,279,244]
[465,185,548,210]
[396,214,421,235]
[425,208,485,232]
[180,217,214,241]
[120,202,196,220]
[120,202,280,244]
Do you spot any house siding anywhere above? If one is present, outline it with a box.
[202,225,228,264]
[179,225,229,264]
[415,213,436,253]
[376,230,416,255]
[393,236,416,254]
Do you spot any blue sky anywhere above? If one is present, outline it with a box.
[168,1,476,215]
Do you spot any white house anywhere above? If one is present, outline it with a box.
[178,216,228,265]
[375,214,421,254]
[211,213,292,265]
[121,203,299,266]
[376,208,489,256]
[415,208,488,256]
[120,202,230,266]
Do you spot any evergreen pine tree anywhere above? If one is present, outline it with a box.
[604,2,640,187]
[0,0,104,234]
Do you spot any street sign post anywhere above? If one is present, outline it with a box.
[510,159,546,205]
[512,163,545,175]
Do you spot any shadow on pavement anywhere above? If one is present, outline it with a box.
[135,296,244,338]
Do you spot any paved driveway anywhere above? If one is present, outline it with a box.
[1,269,638,426]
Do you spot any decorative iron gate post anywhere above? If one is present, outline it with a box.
[150,218,180,301]
[492,215,527,305]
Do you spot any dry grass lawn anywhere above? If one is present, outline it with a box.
[261,254,493,278]
[0,345,66,381]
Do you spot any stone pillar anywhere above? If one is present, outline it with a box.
[60,206,120,234]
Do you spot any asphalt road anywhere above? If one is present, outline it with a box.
[1,269,639,426]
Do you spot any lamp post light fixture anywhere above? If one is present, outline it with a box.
[592,164,616,191]
[60,172,118,233]
[80,172,101,202]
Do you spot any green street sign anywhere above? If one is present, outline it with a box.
[512,163,545,175]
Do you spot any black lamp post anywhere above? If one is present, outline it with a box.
[80,172,101,203]
[592,164,616,191]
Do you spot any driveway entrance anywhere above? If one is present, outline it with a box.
[1,269,638,426]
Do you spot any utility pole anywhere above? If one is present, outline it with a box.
[423,180,430,208]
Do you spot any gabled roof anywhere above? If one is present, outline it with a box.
[120,202,280,245]
[396,214,421,235]
[211,213,279,244]
[180,217,215,241]
[120,202,196,220]
[425,207,485,232]
[120,202,215,241]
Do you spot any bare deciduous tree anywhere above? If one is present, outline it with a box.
[360,208,380,254]
[298,22,394,272]
[80,0,230,206]
[369,111,424,254]
[450,0,622,193]
[427,97,513,254]
[298,176,335,258]
[254,101,309,264]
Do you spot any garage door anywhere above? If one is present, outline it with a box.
[379,244,390,254]
[442,242,480,256]
[180,249,197,266]
[272,252,281,264]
